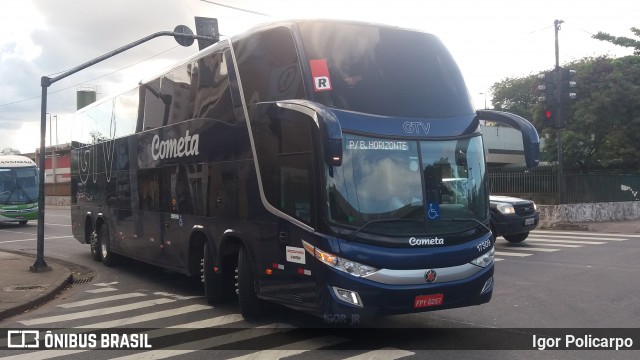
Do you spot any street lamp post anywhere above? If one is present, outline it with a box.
[30,25,217,272]
[54,115,58,146]
[479,92,487,109]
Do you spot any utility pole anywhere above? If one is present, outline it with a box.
[554,19,565,204]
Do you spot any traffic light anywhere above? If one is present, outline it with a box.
[536,67,576,128]
[544,105,555,125]
[556,68,577,128]
[559,68,577,104]
[537,71,556,127]
[537,71,556,106]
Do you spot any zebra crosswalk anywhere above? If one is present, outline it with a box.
[0,282,416,360]
[2,229,638,358]
[494,229,639,261]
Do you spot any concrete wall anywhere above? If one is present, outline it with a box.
[539,201,640,227]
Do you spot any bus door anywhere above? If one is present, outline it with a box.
[247,103,319,307]
[263,218,319,309]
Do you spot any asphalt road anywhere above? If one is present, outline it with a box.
[1,208,639,359]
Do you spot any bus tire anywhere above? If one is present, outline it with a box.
[98,224,116,267]
[90,231,101,261]
[237,245,265,319]
[18,220,28,225]
[203,241,226,304]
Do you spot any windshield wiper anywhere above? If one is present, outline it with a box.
[439,218,491,233]
[15,183,34,203]
[349,218,425,240]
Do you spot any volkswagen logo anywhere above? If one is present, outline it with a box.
[425,269,437,283]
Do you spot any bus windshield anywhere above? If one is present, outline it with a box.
[0,168,38,204]
[298,21,474,118]
[326,133,487,236]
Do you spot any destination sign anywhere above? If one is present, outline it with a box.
[346,140,409,151]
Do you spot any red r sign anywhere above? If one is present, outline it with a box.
[309,59,332,92]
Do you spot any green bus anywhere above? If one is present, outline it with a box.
[0,155,39,225]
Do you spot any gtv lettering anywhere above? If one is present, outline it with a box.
[151,130,200,161]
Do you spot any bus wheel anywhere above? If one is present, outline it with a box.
[237,245,265,319]
[18,220,28,225]
[98,225,116,267]
[202,242,226,304]
[90,231,101,261]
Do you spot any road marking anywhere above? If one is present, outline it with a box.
[343,348,415,360]
[0,349,86,360]
[524,238,606,245]
[497,246,560,252]
[1,313,245,360]
[524,241,582,248]
[86,287,118,293]
[494,251,533,257]
[93,282,119,287]
[153,291,201,300]
[162,314,246,329]
[110,324,295,360]
[78,304,213,328]
[533,230,640,238]
[529,234,629,241]
[226,335,349,360]
[58,293,146,308]
[0,236,74,244]
[0,229,34,235]
[19,298,175,326]
[43,223,72,227]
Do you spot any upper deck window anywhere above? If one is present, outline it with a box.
[233,26,305,106]
[297,21,474,118]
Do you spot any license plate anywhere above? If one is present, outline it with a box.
[414,294,444,308]
[525,218,535,226]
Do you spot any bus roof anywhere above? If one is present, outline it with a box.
[0,155,37,168]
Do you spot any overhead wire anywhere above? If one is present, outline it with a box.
[2,1,269,108]
[0,45,181,108]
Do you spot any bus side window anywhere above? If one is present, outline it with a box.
[162,63,193,126]
[251,104,315,224]
[142,78,164,130]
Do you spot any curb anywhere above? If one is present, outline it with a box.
[0,251,91,322]
[0,273,73,322]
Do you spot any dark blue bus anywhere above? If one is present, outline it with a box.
[71,19,539,319]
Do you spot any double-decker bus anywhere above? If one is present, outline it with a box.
[70,19,539,318]
[0,155,39,225]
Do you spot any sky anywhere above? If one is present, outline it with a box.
[0,0,638,154]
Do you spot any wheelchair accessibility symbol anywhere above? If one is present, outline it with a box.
[426,202,440,220]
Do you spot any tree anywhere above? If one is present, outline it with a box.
[490,75,539,120]
[592,27,640,55]
[564,56,640,171]
[490,56,640,171]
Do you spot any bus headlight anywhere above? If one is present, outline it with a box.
[471,247,494,268]
[302,240,378,277]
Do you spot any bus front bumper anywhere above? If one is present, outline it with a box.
[317,261,494,318]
